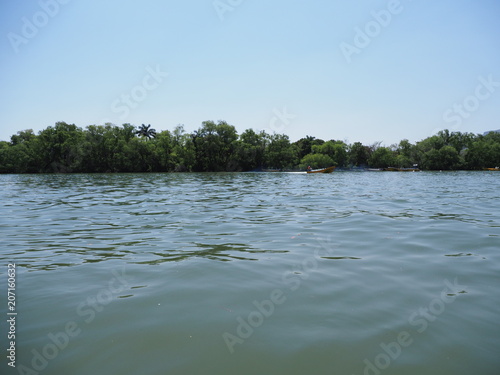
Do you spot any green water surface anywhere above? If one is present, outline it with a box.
[1,171,499,375]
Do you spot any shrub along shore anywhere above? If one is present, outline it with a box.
[1,121,499,173]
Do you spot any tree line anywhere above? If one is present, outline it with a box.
[0,121,499,173]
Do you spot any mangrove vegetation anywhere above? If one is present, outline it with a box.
[1,121,499,173]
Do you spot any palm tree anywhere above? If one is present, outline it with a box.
[135,124,157,139]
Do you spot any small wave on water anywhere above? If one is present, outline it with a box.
[1,172,499,375]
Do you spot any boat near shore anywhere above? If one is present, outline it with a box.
[306,166,336,174]
[484,167,499,171]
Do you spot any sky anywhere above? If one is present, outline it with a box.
[1,0,499,146]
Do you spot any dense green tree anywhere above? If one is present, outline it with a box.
[0,142,12,173]
[151,130,174,171]
[123,137,155,172]
[422,145,461,170]
[464,135,500,169]
[421,149,441,170]
[11,129,36,146]
[171,125,195,172]
[36,122,86,173]
[311,140,348,167]
[417,135,445,153]
[395,139,419,168]
[368,147,396,168]
[464,141,487,169]
[394,154,413,168]
[1,124,500,173]
[84,124,114,172]
[294,136,324,160]
[192,120,238,171]
[82,123,136,172]
[265,134,298,169]
[348,142,371,167]
[1,130,41,173]
[414,135,445,169]
[448,131,476,154]
[331,142,348,167]
[235,129,268,171]
[299,154,335,170]
[397,139,412,158]
[439,145,462,170]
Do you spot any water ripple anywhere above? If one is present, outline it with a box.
[2,172,500,271]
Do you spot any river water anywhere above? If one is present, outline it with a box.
[1,171,499,375]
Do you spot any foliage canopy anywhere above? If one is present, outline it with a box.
[1,123,499,173]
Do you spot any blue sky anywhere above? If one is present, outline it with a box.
[1,0,499,145]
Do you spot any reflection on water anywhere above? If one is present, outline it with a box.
[1,172,500,375]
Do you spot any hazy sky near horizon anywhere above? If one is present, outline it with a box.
[1,0,499,145]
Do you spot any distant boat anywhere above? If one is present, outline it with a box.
[306,166,336,174]
[484,167,500,171]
